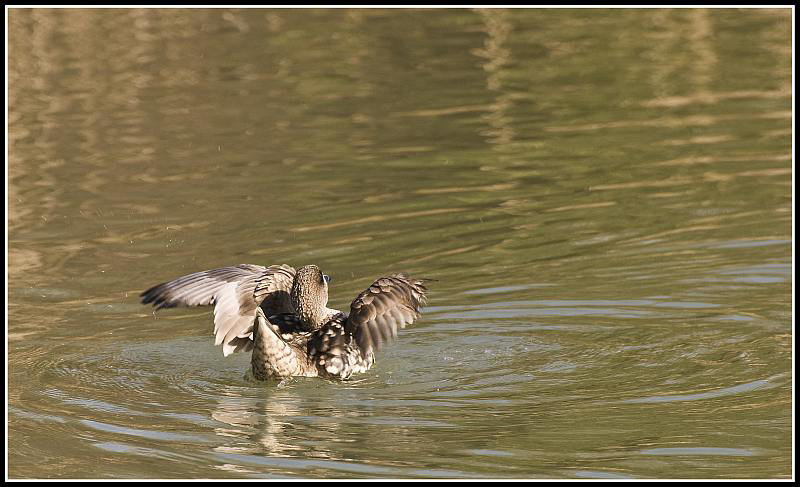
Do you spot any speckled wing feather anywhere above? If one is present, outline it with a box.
[140,264,296,356]
[345,273,428,359]
[307,314,371,379]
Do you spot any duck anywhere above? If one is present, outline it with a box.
[140,264,428,380]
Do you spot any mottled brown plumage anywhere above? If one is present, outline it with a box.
[140,264,428,380]
[347,274,427,359]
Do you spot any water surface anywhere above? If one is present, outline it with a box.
[7,7,793,479]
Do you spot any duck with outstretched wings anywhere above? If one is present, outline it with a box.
[141,264,428,380]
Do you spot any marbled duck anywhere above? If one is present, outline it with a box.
[141,264,428,380]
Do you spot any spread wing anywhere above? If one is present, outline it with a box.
[140,264,296,356]
[346,273,428,359]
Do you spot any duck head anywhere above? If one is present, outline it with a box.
[290,264,332,328]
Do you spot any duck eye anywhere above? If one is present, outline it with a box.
[323,274,331,284]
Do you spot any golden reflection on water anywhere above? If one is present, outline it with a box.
[473,8,516,148]
[545,110,790,133]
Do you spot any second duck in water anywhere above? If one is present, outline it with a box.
[140,264,428,380]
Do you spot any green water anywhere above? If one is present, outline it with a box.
[7,8,793,479]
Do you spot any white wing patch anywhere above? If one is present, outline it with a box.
[212,282,254,357]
